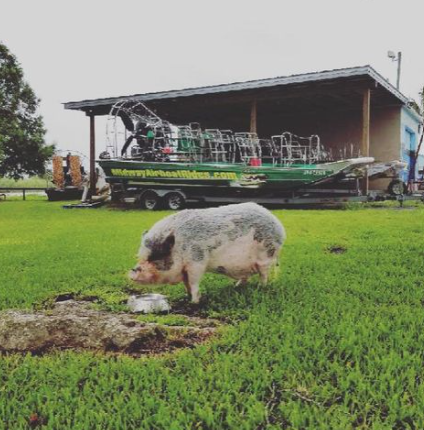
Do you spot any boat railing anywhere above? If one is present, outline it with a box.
[221,130,237,164]
[234,132,262,165]
[202,129,227,163]
[121,124,326,167]
[108,99,331,165]
[270,132,322,165]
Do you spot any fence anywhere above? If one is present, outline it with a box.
[0,187,46,201]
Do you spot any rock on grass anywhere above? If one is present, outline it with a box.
[0,300,217,355]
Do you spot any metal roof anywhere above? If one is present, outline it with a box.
[64,65,410,111]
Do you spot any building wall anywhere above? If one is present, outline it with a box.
[370,106,401,161]
[368,106,401,190]
[259,106,402,161]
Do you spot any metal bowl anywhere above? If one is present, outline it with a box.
[127,294,170,313]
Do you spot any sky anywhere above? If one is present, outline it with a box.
[1,0,424,158]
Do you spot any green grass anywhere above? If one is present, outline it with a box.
[0,200,423,429]
[136,314,196,327]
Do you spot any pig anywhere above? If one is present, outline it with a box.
[129,202,286,303]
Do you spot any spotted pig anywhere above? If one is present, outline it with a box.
[129,202,286,303]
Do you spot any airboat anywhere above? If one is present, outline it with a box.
[98,100,373,203]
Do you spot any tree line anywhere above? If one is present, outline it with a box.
[0,41,54,180]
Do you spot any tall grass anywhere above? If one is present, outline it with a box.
[0,201,423,429]
[0,176,53,188]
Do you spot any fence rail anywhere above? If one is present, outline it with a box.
[0,187,47,200]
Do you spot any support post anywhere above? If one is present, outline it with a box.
[361,88,371,195]
[250,100,257,134]
[89,112,96,196]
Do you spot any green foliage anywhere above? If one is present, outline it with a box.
[0,201,424,429]
[0,41,54,179]
[137,314,194,326]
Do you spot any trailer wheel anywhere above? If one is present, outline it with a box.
[388,179,407,196]
[164,192,185,210]
[140,192,161,210]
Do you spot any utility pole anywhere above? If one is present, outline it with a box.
[387,50,402,90]
[396,52,402,90]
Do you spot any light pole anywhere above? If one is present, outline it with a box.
[387,50,402,90]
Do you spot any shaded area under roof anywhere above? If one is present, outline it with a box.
[64,65,410,117]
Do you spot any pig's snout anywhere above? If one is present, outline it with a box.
[128,266,140,281]
[128,261,159,284]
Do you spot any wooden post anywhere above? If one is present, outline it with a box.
[361,89,371,194]
[250,100,257,134]
[89,112,96,196]
[23,189,26,201]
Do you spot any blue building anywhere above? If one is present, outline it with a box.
[401,107,423,184]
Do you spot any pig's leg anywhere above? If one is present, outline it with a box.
[190,282,201,304]
[235,278,248,287]
[182,265,205,303]
[256,263,270,285]
[259,270,268,284]
[182,271,192,297]
[183,278,191,296]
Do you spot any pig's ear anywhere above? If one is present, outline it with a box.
[141,230,149,242]
[141,230,150,248]
[148,233,175,261]
[163,233,175,250]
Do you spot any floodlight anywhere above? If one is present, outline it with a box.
[387,50,396,60]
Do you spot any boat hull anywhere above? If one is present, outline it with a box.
[98,158,373,191]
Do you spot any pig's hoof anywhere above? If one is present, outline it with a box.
[190,295,201,305]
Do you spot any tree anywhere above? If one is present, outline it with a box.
[0,41,54,179]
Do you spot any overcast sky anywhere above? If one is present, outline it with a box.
[1,0,423,158]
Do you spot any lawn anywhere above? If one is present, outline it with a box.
[0,200,423,429]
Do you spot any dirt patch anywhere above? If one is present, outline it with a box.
[170,298,210,318]
[52,292,99,303]
[327,245,347,254]
[0,300,218,356]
